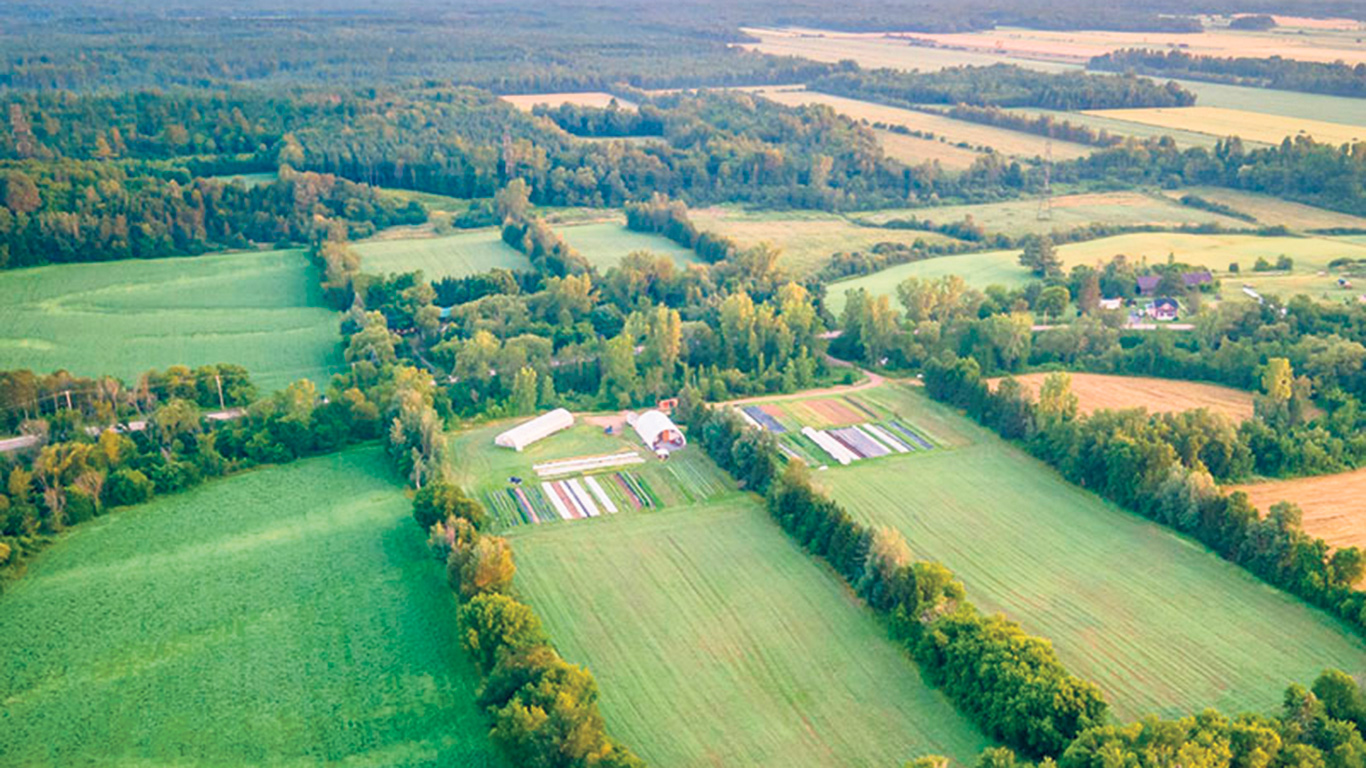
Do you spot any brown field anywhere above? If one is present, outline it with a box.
[501,92,635,111]
[782,398,867,428]
[748,88,1093,160]
[991,373,1256,422]
[1086,107,1366,146]
[737,27,1078,73]
[874,128,986,170]
[1165,187,1366,231]
[1229,468,1366,553]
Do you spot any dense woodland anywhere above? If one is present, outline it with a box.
[1091,48,1366,98]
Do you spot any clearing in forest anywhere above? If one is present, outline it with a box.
[989,372,1256,422]
[0,249,342,391]
[555,222,699,269]
[1085,106,1366,146]
[353,228,533,280]
[813,383,1366,721]
[1230,468,1366,554]
[0,448,504,766]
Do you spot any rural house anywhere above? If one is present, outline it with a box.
[1150,297,1179,321]
[1182,270,1214,289]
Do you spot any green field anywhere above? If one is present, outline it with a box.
[0,249,342,391]
[1167,187,1366,232]
[353,228,533,280]
[506,495,989,767]
[826,250,1025,315]
[812,384,1366,720]
[0,448,504,766]
[555,222,699,269]
[1173,78,1366,128]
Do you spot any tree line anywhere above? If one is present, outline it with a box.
[1091,48,1366,99]
[624,194,738,263]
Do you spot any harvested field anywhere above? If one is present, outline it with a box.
[737,27,1078,73]
[353,228,531,280]
[506,496,989,767]
[820,383,1366,720]
[1230,468,1366,553]
[501,92,635,110]
[750,88,1093,160]
[1086,106,1366,146]
[1165,187,1366,232]
[874,128,988,170]
[990,372,1256,422]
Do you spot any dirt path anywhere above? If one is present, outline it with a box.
[721,358,895,406]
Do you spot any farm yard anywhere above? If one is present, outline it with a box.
[990,373,1257,422]
[0,249,342,391]
[1085,106,1366,146]
[816,384,1366,720]
[352,228,532,280]
[505,495,989,767]
[1230,468,1366,554]
[0,448,504,766]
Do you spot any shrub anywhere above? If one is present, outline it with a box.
[105,469,154,507]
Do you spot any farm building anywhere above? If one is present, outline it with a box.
[494,408,574,451]
[1136,275,1162,296]
[1183,270,1214,289]
[629,409,687,457]
[1098,298,1123,311]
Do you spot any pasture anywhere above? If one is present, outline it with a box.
[746,88,1094,160]
[1165,187,1366,232]
[1086,106,1366,146]
[0,249,342,391]
[990,372,1256,422]
[687,206,963,276]
[501,92,636,110]
[506,495,989,767]
[555,222,699,268]
[817,384,1366,720]
[0,448,504,766]
[825,250,1024,316]
[1230,468,1366,554]
[353,228,533,280]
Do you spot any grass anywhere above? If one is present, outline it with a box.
[874,128,987,170]
[1006,108,1233,150]
[817,384,1366,721]
[826,250,1025,316]
[688,206,963,277]
[989,372,1256,422]
[0,249,342,391]
[555,222,699,269]
[1165,187,1366,232]
[0,447,504,766]
[505,495,990,767]
[353,228,532,280]
[1085,107,1366,146]
[1172,78,1366,128]
[750,88,1094,161]
[1230,468,1366,555]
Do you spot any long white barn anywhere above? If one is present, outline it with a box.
[494,408,574,451]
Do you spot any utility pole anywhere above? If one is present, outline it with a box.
[214,374,226,411]
[1037,139,1054,221]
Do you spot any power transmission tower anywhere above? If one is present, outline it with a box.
[1037,139,1054,221]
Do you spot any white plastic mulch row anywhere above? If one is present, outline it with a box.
[567,478,601,517]
[803,426,856,466]
[737,409,763,430]
[541,481,573,520]
[534,451,645,478]
[584,475,618,514]
[862,423,909,453]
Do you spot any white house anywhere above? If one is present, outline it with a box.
[494,408,574,451]
[628,409,686,457]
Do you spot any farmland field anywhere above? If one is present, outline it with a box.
[687,206,963,276]
[353,228,533,280]
[826,250,1025,315]
[815,384,1366,720]
[874,128,987,170]
[990,372,1256,422]
[0,448,504,766]
[748,88,1094,160]
[1230,468,1366,554]
[1085,106,1366,146]
[0,249,342,391]
[506,495,989,767]
[1006,108,1234,149]
[1164,187,1366,231]
[501,92,636,110]
[1171,79,1366,127]
[555,222,699,268]
[737,27,1078,72]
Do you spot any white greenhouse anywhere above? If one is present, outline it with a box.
[494,408,574,451]
[629,409,686,457]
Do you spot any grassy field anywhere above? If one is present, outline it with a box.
[826,250,1025,315]
[1172,79,1366,127]
[749,88,1093,161]
[990,372,1256,422]
[1086,106,1366,146]
[501,92,636,110]
[555,222,699,268]
[813,384,1366,720]
[0,448,504,766]
[738,27,1078,72]
[688,206,963,277]
[1166,187,1366,231]
[1230,468,1366,554]
[874,128,988,170]
[353,228,533,280]
[855,191,1251,237]
[505,495,989,767]
[0,249,342,391]
[1006,108,1233,149]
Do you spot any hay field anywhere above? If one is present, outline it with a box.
[1230,469,1366,553]
[856,191,1251,237]
[875,128,987,170]
[689,207,962,276]
[0,448,504,766]
[738,27,1078,73]
[825,249,1025,315]
[0,249,342,391]
[555,222,699,268]
[749,88,1094,160]
[1085,106,1366,146]
[991,372,1256,422]
[501,92,636,110]
[1172,79,1366,127]
[1007,108,1232,149]
[1166,187,1366,231]
[354,228,532,280]
[819,384,1366,720]
[506,495,989,767]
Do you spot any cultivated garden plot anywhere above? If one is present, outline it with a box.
[735,395,940,467]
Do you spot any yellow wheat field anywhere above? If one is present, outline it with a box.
[1086,106,1366,146]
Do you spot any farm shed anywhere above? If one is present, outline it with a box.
[495,408,574,451]
[629,409,686,457]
